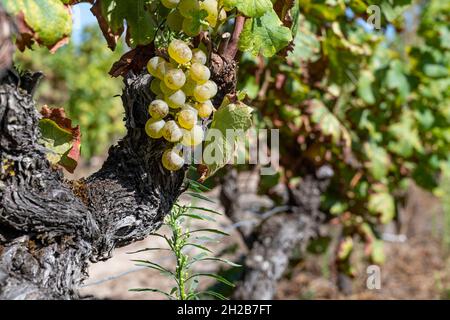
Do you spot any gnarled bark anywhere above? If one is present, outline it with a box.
[0,69,185,299]
[220,166,333,300]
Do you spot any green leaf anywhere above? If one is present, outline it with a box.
[310,100,351,148]
[198,290,229,300]
[185,192,216,203]
[358,70,376,104]
[386,60,410,100]
[370,239,385,264]
[364,142,391,180]
[423,64,448,78]
[187,228,229,236]
[187,273,235,287]
[185,206,223,215]
[2,0,72,51]
[203,101,253,178]
[95,0,157,48]
[129,288,174,300]
[224,0,272,18]
[238,9,292,57]
[38,107,81,173]
[368,184,395,224]
[182,243,213,253]
[187,257,241,268]
[388,112,423,157]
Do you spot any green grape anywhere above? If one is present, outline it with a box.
[191,48,207,65]
[148,100,169,119]
[145,118,166,139]
[168,39,192,65]
[164,68,187,90]
[193,80,218,102]
[200,0,218,27]
[147,56,167,79]
[181,125,204,147]
[167,10,184,32]
[165,90,186,108]
[162,120,183,142]
[182,74,197,96]
[182,103,197,113]
[162,148,185,171]
[182,18,202,37]
[178,0,200,18]
[190,62,211,84]
[177,108,197,130]
[161,0,180,9]
[150,79,163,96]
[160,80,175,95]
[195,100,214,118]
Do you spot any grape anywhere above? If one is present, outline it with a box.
[195,100,214,118]
[182,74,197,96]
[193,80,218,102]
[164,68,186,90]
[178,0,200,18]
[161,0,179,9]
[191,48,207,65]
[190,62,211,84]
[150,79,163,96]
[160,80,175,95]
[162,148,185,171]
[168,39,192,65]
[147,56,167,79]
[182,103,197,113]
[177,108,197,130]
[145,118,165,139]
[162,120,183,142]
[200,0,218,27]
[165,90,186,108]
[167,10,183,32]
[181,125,204,147]
[148,100,169,119]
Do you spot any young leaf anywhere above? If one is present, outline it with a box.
[238,9,292,57]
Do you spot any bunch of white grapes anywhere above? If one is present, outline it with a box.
[146,39,218,171]
[162,0,227,36]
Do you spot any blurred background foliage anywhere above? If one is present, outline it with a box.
[237,0,450,274]
[15,26,126,160]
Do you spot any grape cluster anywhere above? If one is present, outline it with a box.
[163,0,226,36]
[146,39,218,171]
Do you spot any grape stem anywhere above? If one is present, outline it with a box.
[221,15,246,61]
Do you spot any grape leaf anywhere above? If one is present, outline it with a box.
[309,100,351,148]
[223,0,272,18]
[202,100,253,179]
[92,0,157,49]
[39,106,81,173]
[238,9,292,57]
[1,0,72,52]
[368,184,395,224]
[364,142,391,180]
